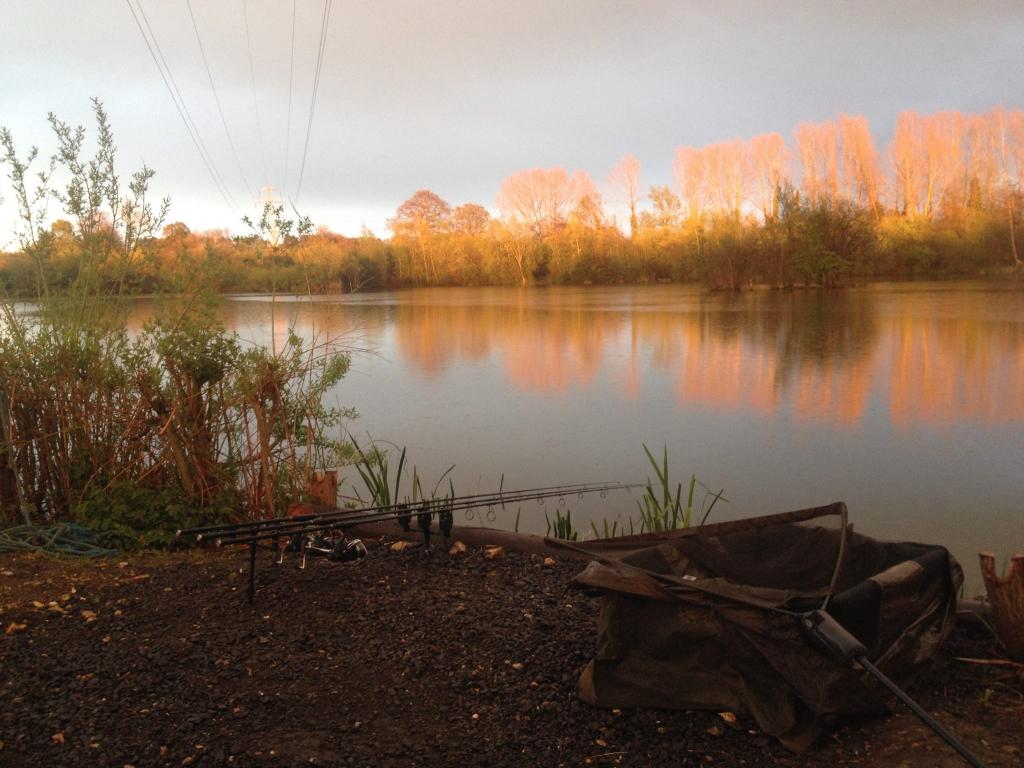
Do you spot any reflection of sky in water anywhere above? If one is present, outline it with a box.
[129,283,1023,592]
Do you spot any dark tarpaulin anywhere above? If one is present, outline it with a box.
[554,502,962,751]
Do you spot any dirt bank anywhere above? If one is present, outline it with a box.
[1,541,1021,767]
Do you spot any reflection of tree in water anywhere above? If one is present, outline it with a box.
[770,291,881,423]
[392,292,609,389]
[705,289,879,372]
[660,290,882,423]
[225,287,1024,428]
[885,291,1024,425]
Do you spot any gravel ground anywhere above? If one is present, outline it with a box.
[1,541,1021,767]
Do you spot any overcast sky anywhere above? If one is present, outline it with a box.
[2,0,1023,242]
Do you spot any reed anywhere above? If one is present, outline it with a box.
[590,516,637,539]
[350,438,407,508]
[545,508,578,541]
[636,443,690,532]
[583,445,728,538]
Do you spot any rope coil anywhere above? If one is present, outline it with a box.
[0,523,117,557]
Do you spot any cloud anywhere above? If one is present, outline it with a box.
[2,0,1022,238]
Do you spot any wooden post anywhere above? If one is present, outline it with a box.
[308,470,338,508]
[979,552,1024,661]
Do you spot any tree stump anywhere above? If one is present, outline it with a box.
[308,470,338,508]
[979,552,1024,661]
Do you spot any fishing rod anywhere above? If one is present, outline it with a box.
[183,481,630,540]
[211,482,640,547]
[197,481,640,604]
[801,610,988,768]
[182,481,630,540]
[200,482,631,544]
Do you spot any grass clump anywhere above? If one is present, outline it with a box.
[545,508,578,541]
[634,443,726,533]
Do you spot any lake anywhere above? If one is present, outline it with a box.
[212,282,1021,591]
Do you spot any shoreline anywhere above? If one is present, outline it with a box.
[1,542,1020,767]
[3,273,1023,303]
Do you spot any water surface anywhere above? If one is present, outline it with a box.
[214,283,1022,591]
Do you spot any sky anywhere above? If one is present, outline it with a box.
[2,0,1023,243]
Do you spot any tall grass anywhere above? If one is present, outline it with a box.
[636,443,689,531]
[349,438,457,511]
[634,443,726,533]
[545,508,578,541]
[584,444,727,539]
[350,438,407,508]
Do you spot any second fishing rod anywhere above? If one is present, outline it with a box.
[191,481,637,542]
[211,483,639,547]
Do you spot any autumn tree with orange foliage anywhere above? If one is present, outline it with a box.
[607,154,642,238]
[4,106,1023,296]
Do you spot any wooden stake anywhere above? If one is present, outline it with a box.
[308,469,338,508]
[979,552,1024,661]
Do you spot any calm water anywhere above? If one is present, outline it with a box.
[211,283,1021,591]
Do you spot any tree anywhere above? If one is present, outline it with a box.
[989,108,1023,268]
[498,220,532,286]
[784,195,874,286]
[1,98,168,297]
[674,140,748,220]
[673,146,706,221]
[392,189,452,232]
[645,186,683,228]
[496,167,598,235]
[795,120,840,205]
[891,111,919,215]
[47,99,169,285]
[570,188,605,229]
[748,133,788,221]
[607,154,641,237]
[704,139,747,216]
[389,189,452,282]
[838,115,881,217]
[452,203,490,234]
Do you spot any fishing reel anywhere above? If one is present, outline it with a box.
[278,530,366,567]
[417,503,432,547]
[438,503,454,539]
[400,500,455,545]
[396,502,413,532]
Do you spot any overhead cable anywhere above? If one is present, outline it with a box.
[283,0,297,193]
[185,0,254,199]
[124,0,240,214]
[242,0,269,184]
[294,0,333,205]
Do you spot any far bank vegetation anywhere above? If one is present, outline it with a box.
[2,108,1023,295]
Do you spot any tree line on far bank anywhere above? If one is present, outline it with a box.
[2,106,1022,296]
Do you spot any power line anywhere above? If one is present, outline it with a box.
[242,0,269,184]
[283,0,297,194]
[185,0,253,199]
[294,0,333,205]
[123,0,240,214]
[132,0,240,213]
